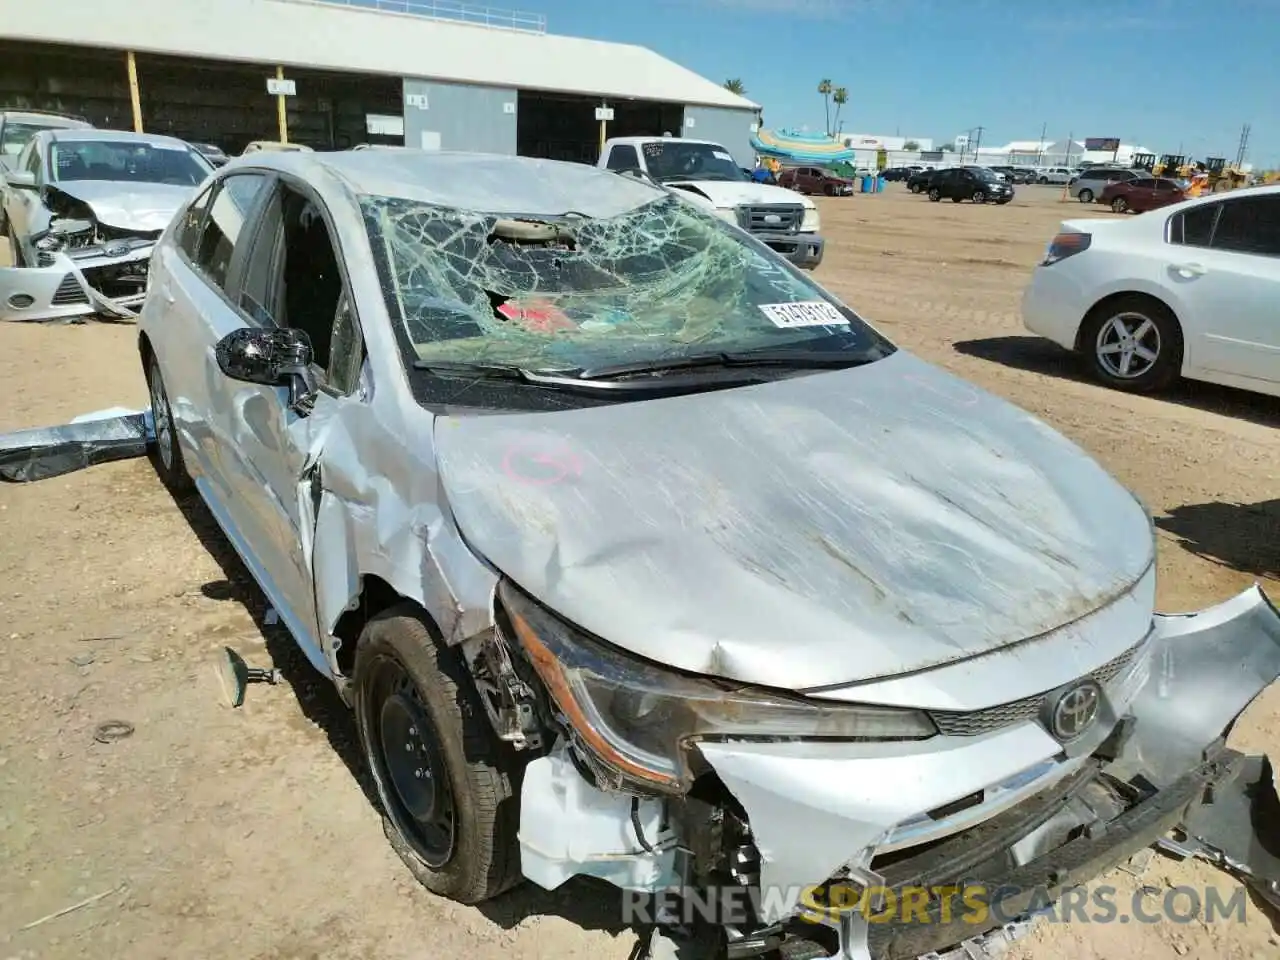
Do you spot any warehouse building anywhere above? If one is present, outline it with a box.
[0,0,760,164]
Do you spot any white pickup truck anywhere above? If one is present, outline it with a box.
[597,136,825,270]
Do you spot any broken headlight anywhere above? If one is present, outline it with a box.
[498,580,937,793]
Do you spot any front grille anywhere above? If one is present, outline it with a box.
[928,641,1143,737]
[51,274,89,306]
[738,203,803,234]
[81,260,149,300]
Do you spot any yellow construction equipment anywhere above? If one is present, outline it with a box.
[1203,157,1249,192]
[1152,154,1189,178]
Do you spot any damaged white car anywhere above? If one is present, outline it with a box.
[136,150,1280,960]
[1,129,211,322]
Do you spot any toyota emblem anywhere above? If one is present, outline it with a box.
[1045,680,1101,742]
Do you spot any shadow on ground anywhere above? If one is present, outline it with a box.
[953,336,1280,430]
[1155,499,1280,581]
[170,486,638,942]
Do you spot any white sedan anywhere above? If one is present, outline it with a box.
[1021,185,1280,397]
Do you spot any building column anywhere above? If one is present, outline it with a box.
[126,52,143,133]
[276,66,289,144]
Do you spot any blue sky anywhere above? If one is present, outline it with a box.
[529,0,1275,166]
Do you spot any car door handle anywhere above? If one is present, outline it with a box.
[1171,262,1207,278]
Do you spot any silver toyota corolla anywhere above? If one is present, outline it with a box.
[136,149,1280,960]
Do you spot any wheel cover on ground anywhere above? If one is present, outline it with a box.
[1095,312,1161,379]
[365,656,457,868]
[148,359,175,471]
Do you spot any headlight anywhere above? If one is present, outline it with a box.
[713,206,739,224]
[801,207,821,232]
[498,580,937,793]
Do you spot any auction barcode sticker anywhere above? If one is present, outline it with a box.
[758,301,848,328]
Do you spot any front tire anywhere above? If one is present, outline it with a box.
[1081,295,1183,393]
[1111,197,1129,213]
[354,604,524,904]
[928,187,941,201]
[1078,188,1094,203]
[910,183,922,194]
[145,352,194,495]
[1038,176,1049,184]
[972,190,986,203]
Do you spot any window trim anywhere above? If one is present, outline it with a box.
[1205,194,1280,259]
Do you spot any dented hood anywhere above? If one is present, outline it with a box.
[435,351,1155,690]
[53,180,194,233]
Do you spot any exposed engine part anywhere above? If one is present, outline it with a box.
[462,624,545,751]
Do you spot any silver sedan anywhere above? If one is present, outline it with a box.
[137,148,1280,960]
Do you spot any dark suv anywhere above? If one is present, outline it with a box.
[927,167,1014,204]
[906,168,939,193]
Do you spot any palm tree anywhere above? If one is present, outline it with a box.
[817,79,832,138]
[831,86,848,137]
[724,78,746,96]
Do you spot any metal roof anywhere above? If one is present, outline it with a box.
[233,148,669,215]
[0,0,759,110]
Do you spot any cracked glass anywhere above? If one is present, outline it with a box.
[361,193,878,373]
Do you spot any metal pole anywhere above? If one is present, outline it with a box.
[276,66,288,144]
[1037,121,1046,167]
[598,102,607,159]
[126,52,143,133]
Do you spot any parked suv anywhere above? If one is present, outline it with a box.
[927,167,1014,204]
[1035,167,1074,185]
[777,165,855,196]
[907,168,940,193]
[1069,167,1145,203]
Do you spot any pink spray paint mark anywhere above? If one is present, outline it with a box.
[501,441,584,487]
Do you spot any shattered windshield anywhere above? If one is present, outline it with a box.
[640,141,747,182]
[362,192,887,376]
[50,141,211,185]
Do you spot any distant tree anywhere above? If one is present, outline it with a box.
[903,139,920,151]
[724,78,746,96]
[818,79,832,137]
[831,87,849,137]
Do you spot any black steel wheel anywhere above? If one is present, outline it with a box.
[354,604,524,903]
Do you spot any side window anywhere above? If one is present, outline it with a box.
[253,184,347,374]
[177,185,214,260]
[24,143,41,177]
[194,173,270,292]
[605,145,640,171]
[327,291,366,396]
[1211,196,1280,257]
[1175,203,1218,247]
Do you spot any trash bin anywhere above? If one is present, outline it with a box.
[876,175,886,192]
[860,175,874,193]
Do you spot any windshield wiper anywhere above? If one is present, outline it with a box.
[412,359,768,394]
[578,347,881,381]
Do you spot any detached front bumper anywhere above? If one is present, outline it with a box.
[696,585,1280,959]
[755,231,825,270]
[0,244,151,323]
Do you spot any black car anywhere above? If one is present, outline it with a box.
[906,168,939,193]
[881,166,913,182]
[193,142,229,167]
[926,167,1013,204]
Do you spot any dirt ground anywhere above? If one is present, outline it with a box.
[1,184,1277,960]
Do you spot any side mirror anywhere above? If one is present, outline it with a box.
[215,327,318,413]
[5,170,36,190]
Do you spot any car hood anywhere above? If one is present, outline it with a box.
[51,180,195,233]
[435,351,1154,690]
[664,179,816,210]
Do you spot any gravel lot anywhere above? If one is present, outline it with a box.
[1,184,1277,960]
